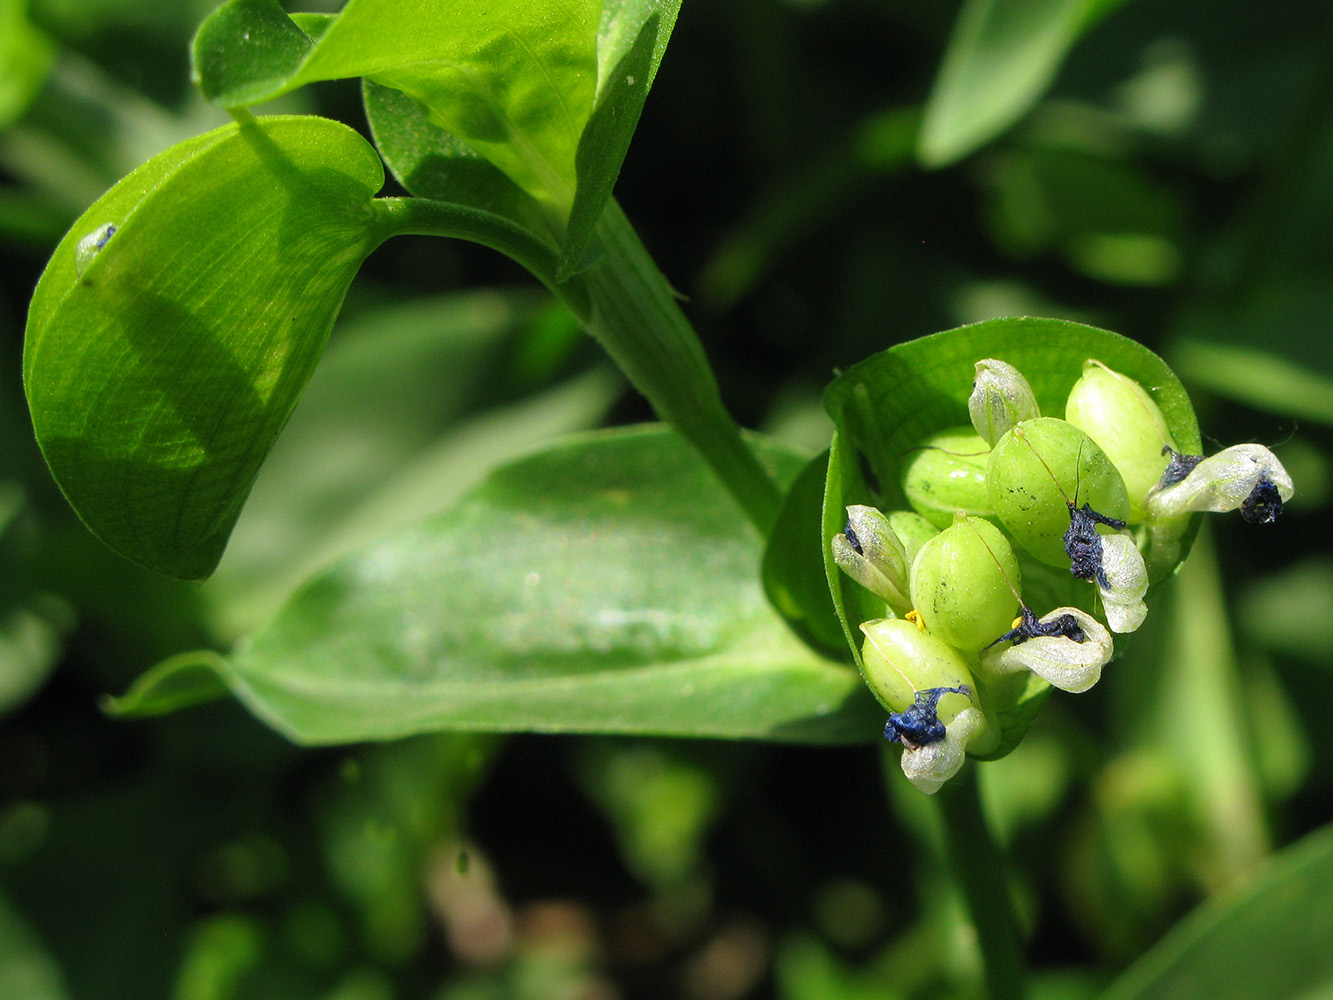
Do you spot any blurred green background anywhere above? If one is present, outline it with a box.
[3,0,1333,998]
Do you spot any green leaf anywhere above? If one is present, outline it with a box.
[199,0,679,273]
[24,115,385,580]
[140,427,881,745]
[362,79,555,242]
[560,0,680,277]
[1100,823,1333,1000]
[104,650,232,718]
[761,450,848,659]
[194,0,602,224]
[918,0,1134,167]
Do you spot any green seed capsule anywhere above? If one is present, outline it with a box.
[986,417,1130,568]
[859,617,977,717]
[909,514,1020,652]
[901,427,993,529]
[1064,360,1175,521]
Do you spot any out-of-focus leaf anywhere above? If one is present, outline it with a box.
[129,427,881,744]
[104,650,231,718]
[171,915,262,1000]
[1100,823,1333,1000]
[1239,558,1333,663]
[23,116,384,579]
[1171,339,1333,426]
[918,0,1134,167]
[0,0,56,129]
[0,594,74,718]
[0,892,70,1000]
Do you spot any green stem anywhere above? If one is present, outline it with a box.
[937,765,1028,1000]
[371,196,784,534]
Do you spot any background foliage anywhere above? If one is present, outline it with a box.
[2,0,1332,998]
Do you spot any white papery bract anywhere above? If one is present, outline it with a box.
[900,706,987,794]
[1097,533,1148,633]
[981,608,1112,693]
[1147,444,1293,520]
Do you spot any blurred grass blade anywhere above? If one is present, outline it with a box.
[0,892,70,1000]
[918,0,1133,167]
[1100,824,1333,1000]
[125,427,881,744]
[0,0,56,129]
[1171,339,1333,425]
[24,116,384,579]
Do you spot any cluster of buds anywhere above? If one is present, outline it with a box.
[833,357,1293,793]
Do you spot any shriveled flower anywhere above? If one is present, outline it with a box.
[1147,444,1293,523]
[899,705,989,794]
[1097,533,1148,633]
[981,607,1112,693]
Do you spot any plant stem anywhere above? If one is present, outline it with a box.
[937,764,1028,1000]
[372,196,784,534]
[577,199,783,533]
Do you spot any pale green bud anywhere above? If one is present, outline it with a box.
[986,417,1130,568]
[909,515,1020,653]
[859,618,995,793]
[901,427,993,529]
[859,617,976,714]
[981,607,1113,693]
[1146,444,1293,522]
[970,358,1040,447]
[833,505,911,614]
[1097,533,1148,633]
[1064,360,1176,521]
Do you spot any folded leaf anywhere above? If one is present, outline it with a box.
[24,116,384,579]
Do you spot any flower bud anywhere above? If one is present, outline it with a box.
[832,505,911,614]
[1064,360,1176,521]
[986,417,1130,568]
[981,607,1112,693]
[860,618,996,793]
[859,617,976,714]
[901,427,993,529]
[969,358,1040,446]
[909,514,1020,653]
[1146,444,1294,523]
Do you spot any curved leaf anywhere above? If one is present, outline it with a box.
[918,0,1134,167]
[1100,823,1333,1000]
[194,0,601,222]
[144,426,881,745]
[0,0,56,129]
[24,116,384,579]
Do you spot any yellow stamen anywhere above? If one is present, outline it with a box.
[905,609,926,631]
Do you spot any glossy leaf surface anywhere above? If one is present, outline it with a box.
[918,0,1132,167]
[24,116,384,579]
[196,0,679,273]
[129,427,881,744]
